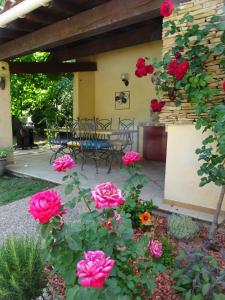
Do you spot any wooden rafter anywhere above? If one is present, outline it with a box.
[0,0,164,60]
[53,18,162,61]
[9,61,97,74]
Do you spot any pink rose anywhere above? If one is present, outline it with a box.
[122,151,141,166]
[28,190,63,223]
[91,182,125,209]
[148,240,163,258]
[77,250,115,288]
[160,0,174,17]
[53,154,75,172]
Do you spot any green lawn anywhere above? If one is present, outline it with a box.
[0,176,56,205]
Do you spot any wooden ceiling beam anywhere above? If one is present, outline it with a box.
[0,0,164,60]
[54,18,162,61]
[9,61,97,74]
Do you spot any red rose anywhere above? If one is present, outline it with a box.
[160,0,174,17]
[135,67,148,77]
[135,69,142,78]
[145,64,154,74]
[168,59,178,75]
[222,81,225,92]
[175,51,181,59]
[175,61,189,80]
[136,57,146,68]
[150,99,165,112]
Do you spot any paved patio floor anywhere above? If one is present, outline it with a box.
[6,148,220,223]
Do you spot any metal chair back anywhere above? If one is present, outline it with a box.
[95,118,112,130]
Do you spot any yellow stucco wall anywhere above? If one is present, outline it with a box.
[165,124,225,212]
[94,41,162,127]
[0,61,13,153]
[73,72,95,119]
[73,41,162,126]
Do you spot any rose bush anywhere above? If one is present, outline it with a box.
[29,154,166,299]
[135,0,225,240]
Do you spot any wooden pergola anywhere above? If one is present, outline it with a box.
[0,0,186,74]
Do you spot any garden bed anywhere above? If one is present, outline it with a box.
[44,213,225,300]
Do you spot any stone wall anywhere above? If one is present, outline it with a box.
[159,0,225,125]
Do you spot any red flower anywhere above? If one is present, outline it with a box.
[136,57,146,68]
[135,67,148,77]
[145,64,154,74]
[160,0,174,17]
[150,99,165,112]
[175,51,181,59]
[167,59,178,75]
[222,81,225,92]
[175,61,189,80]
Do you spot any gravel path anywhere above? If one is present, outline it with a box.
[0,185,87,241]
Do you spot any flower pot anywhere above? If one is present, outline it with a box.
[0,158,7,176]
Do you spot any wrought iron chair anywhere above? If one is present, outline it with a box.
[45,119,71,164]
[66,118,81,159]
[79,121,114,174]
[95,118,112,130]
[111,117,135,163]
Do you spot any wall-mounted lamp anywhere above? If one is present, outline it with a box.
[121,73,129,86]
[0,76,5,90]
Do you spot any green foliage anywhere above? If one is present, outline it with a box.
[172,249,225,300]
[0,237,46,300]
[168,214,199,240]
[159,237,175,269]
[122,199,157,228]
[0,148,11,159]
[39,165,165,299]
[151,13,225,188]
[11,52,73,131]
[119,164,157,228]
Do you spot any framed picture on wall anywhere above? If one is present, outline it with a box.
[115,91,130,110]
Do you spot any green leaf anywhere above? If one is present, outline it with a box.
[65,183,73,195]
[217,22,225,31]
[213,43,224,55]
[221,31,225,44]
[202,283,211,296]
[172,269,184,278]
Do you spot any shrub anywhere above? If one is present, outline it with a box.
[173,249,225,299]
[168,213,199,240]
[29,154,166,299]
[0,237,47,300]
[159,237,175,269]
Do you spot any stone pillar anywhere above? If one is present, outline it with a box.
[0,61,13,156]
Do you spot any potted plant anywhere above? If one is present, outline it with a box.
[0,148,10,176]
